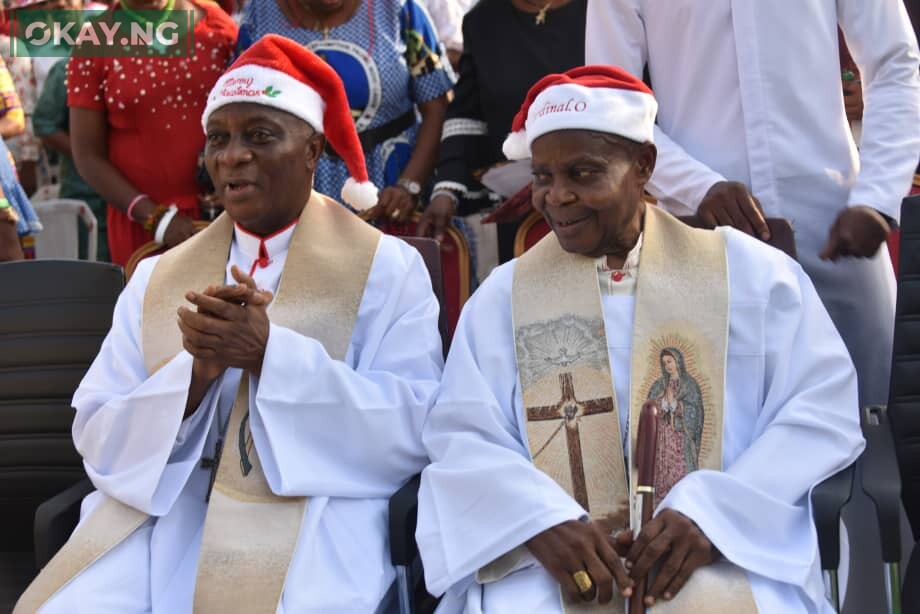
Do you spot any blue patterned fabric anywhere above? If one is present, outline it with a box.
[238,0,454,200]
[0,138,41,236]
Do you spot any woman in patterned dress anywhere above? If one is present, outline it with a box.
[68,0,238,265]
[238,0,452,221]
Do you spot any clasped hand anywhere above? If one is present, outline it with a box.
[624,509,718,607]
[177,265,273,378]
[526,509,716,606]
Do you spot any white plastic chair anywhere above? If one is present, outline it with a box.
[31,198,98,261]
[30,184,61,203]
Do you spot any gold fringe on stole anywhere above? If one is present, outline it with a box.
[15,194,381,614]
[508,205,757,613]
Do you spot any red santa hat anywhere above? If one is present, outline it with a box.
[502,65,658,161]
[202,34,377,211]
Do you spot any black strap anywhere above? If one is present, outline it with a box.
[324,109,416,161]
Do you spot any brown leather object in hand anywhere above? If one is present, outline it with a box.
[630,401,660,614]
[636,402,659,487]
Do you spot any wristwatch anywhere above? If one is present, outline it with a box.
[397,177,422,198]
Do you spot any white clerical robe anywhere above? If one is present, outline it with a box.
[417,228,865,614]
[40,222,444,613]
[585,0,920,408]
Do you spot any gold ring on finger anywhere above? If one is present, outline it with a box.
[390,210,400,219]
[572,570,593,594]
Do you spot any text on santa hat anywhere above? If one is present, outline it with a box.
[219,77,283,99]
[534,98,588,118]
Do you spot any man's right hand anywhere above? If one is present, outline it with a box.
[525,520,634,604]
[187,283,244,383]
[698,181,770,241]
[417,195,456,242]
[180,278,272,416]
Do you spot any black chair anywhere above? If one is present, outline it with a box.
[812,194,920,614]
[0,260,123,611]
[888,196,920,614]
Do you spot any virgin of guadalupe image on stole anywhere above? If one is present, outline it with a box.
[641,340,711,508]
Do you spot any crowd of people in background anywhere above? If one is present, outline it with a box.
[0,0,915,282]
[0,0,916,327]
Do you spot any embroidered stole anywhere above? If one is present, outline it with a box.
[509,205,757,613]
[15,193,381,614]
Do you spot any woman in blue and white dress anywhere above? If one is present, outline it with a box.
[238,0,453,222]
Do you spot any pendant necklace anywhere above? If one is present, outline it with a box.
[521,0,554,25]
[535,1,552,25]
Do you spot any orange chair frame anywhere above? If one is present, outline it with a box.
[124,220,211,281]
[358,209,471,308]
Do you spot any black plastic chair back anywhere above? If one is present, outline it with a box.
[0,260,123,553]
[889,195,920,540]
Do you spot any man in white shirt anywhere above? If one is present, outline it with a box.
[586,0,920,409]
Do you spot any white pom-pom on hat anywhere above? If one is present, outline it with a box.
[341,178,379,211]
[502,130,530,161]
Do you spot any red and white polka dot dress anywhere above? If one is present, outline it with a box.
[67,0,238,265]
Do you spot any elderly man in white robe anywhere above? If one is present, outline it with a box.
[416,66,865,613]
[15,35,443,614]
[585,0,920,410]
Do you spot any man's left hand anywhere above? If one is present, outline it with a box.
[177,266,273,376]
[370,185,417,223]
[820,205,891,262]
[626,509,718,607]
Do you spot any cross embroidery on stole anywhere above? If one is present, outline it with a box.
[526,372,615,510]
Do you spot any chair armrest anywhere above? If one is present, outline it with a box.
[860,405,903,563]
[812,462,855,570]
[389,474,422,567]
[33,478,93,569]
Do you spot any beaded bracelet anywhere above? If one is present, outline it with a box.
[143,204,170,233]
